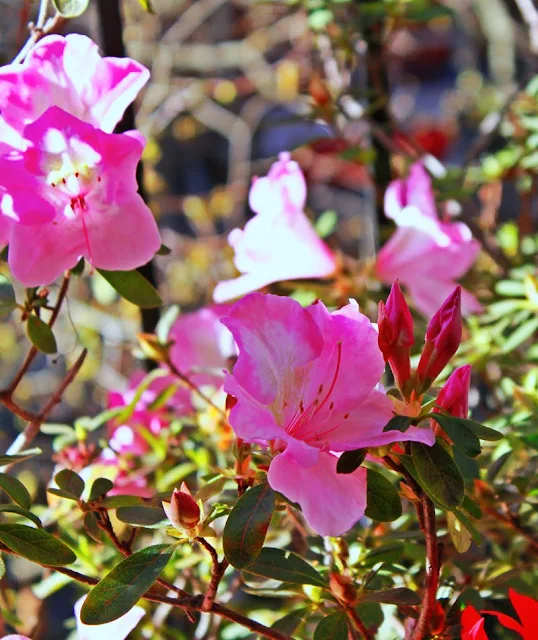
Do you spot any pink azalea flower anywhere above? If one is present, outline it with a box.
[168,304,236,389]
[0,34,149,142]
[0,106,160,286]
[222,293,434,536]
[75,595,144,640]
[376,162,482,317]
[1,636,32,639]
[108,373,172,457]
[213,153,337,302]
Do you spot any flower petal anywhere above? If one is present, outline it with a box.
[268,449,367,536]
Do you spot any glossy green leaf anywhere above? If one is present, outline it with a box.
[100,495,145,508]
[271,608,308,635]
[336,449,366,474]
[52,0,90,17]
[80,544,173,624]
[314,610,349,640]
[83,512,104,543]
[47,488,80,502]
[447,511,472,552]
[383,415,412,433]
[27,315,57,354]
[0,524,76,566]
[88,478,114,502]
[436,416,502,442]
[364,469,402,522]
[223,483,275,568]
[243,547,326,587]
[362,587,420,605]
[116,506,168,528]
[428,414,482,457]
[411,442,464,509]
[0,277,16,318]
[0,505,42,528]
[97,269,162,309]
[54,469,85,499]
[0,474,31,510]
[0,449,41,466]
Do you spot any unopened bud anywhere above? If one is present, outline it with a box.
[416,287,462,393]
[162,483,201,531]
[378,283,414,393]
[431,365,471,434]
[329,573,357,604]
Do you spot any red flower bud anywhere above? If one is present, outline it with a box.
[378,283,414,391]
[162,483,201,531]
[416,286,462,392]
[432,365,471,423]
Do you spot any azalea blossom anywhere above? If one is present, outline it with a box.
[0,107,160,286]
[75,595,144,639]
[222,293,434,536]
[461,590,538,640]
[0,34,149,144]
[213,153,336,303]
[376,162,481,317]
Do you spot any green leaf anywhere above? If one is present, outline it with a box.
[0,556,5,580]
[97,269,162,309]
[0,474,31,510]
[315,210,338,238]
[52,0,90,17]
[80,544,173,625]
[223,483,275,568]
[361,543,404,567]
[83,512,104,543]
[383,415,412,433]
[116,506,168,528]
[438,417,502,442]
[502,317,538,353]
[0,505,42,528]
[243,547,326,587]
[47,488,80,502]
[364,469,402,522]
[0,276,16,318]
[411,442,464,509]
[100,495,144,508]
[156,243,170,255]
[139,0,156,13]
[27,315,57,354]
[447,511,472,553]
[336,449,366,474]
[195,475,227,502]
[54,469,85,499]
[314,610,349,640]
[88,478,114,502]
[428,414,482,457]
[0,524,76,566]
[0,449,41,466]
[362,587,420,605]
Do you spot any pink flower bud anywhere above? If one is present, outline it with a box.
[378,283,415,391]
[433,365,471,421]
[162,483,200,531]
[416,286,462,392]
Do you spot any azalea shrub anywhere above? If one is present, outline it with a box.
[0,1,537,640]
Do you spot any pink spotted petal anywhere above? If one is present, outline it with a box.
[268,449,367,536]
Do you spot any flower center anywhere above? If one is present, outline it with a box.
[285,341,346,445]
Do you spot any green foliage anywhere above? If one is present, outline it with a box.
[116,506,169,528]
[54,469,85,499]
[52,0,90,17]
[243,547,326,586]
[411,442,465,509]
[364,469,402,522]
[313,611,349,640]
[97,269,163,308]
[0,276,16,318]
[0,449,41,466]
[0,473,32,510]
[336,449,366,474]
[223,483,275,568]
[27,314,57,354]
[0,524,76,566]
[81,545,173,624]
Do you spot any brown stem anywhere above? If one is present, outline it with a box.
[196,537,229,612]
[412,495,440,640]
[346,606,373,640]
[165,358,228,419]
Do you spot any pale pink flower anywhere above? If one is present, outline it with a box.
[222,293,434,536]
[168,304,236,388]
[75,595,144,640]
[376,162,482,317]
[213,153,336,302]
[162,483,201,531]
[0,34,149,142]
[1,636,32,639]
[0,107,160,286]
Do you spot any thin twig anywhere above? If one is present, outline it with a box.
[12,0,65,64]
[196,537,229,612]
